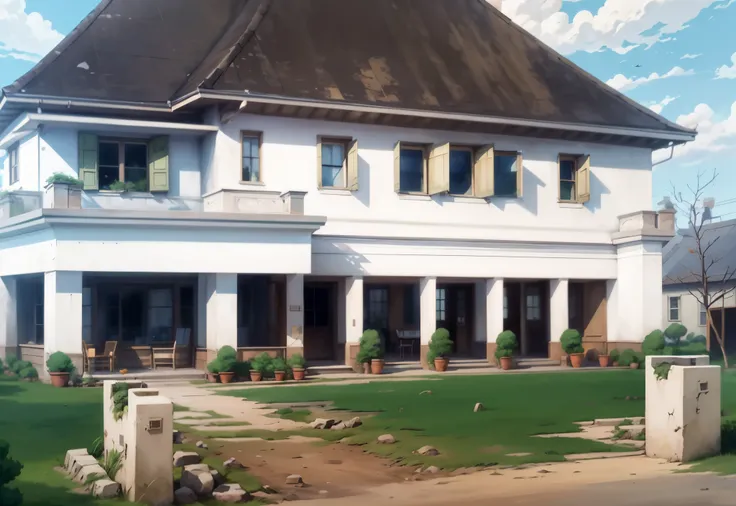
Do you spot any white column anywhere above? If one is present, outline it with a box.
[44,271,83,373]
[616,241,663,342]
[196,274,207,349]
[286,274,304,352]
[486,278,504,343]
[549,279,569,343]
[344,277,363,365]
[606,279,619,345]
[420,277,437,366]
[205,273,238,351]
[0,276,17,360]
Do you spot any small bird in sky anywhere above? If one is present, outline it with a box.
[635,64,642,68]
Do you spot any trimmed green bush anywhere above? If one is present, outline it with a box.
[664,323,687,342]
[0,440,23,506]
[427,328,453,366]
[207,358,222,374]
[250,353,274,377]
[232,361,250,379]
[217,346,237,361]
[356,329,382,364]
[495,330,518,360]
[722,420,736,453]
[46,351,75,373]
[288,353,307,369]
[46,172,83,186]
[111,383,130,421]
[10,360,31,375]
[5,355,17,373]
[618,349,639,367]
[18,366,38,381]
[609,349,620,363]
[688,334,707,344]
[272,357,288,373]
[643,329,666,355]
[560,329,583,355]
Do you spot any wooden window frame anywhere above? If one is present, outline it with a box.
[558,154,578,203]
[8,143,19,185]
[668,296,681,322]
[397,143,428,194]
[317,135,351,189]
[98,138,149,191]
[448,145,475,197]
[240,131,263,184]
[493,150,523,198]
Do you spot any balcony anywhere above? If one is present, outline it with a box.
[612,209,676,244]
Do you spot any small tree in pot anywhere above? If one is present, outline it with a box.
[216,346,237,384]
[206,359,221,383]
[427,328,453,372]
[357,329,383,374]
[272,357,289,382]
[288,354,307,381]
[561,329,584,368]
[46,351,75,387]
[494,330,518,370]
[249,353,273,382]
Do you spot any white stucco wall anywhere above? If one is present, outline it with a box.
[661,286,736,335]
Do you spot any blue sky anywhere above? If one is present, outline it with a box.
[0,0,735,216]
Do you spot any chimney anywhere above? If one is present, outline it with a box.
[486,0,503,10]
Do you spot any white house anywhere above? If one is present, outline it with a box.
[0,0,695,374]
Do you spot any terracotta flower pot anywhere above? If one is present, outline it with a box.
[499,356,513,371]
[274,371,286,382]
[49,372,70,388]
[219,372,235,384]
[371,359,385,375]
[292,368,306,381]
[250,371,263,382]
[362,362,371,374]
[630,362,640,370]
[569,353,584,368]
[434,357,449,372]
[206,372,218,383]
[598,355,610,368]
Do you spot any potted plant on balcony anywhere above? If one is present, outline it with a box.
[46,351,76,387]
[45,173,83,209]
[495,330,518,371]
[108,180,136,193]
[288,354,307,381]
[249,353,273,382]
[561,329,585,368]
[357,329,382,374]
[272,357,289,382]
[427,328,453,372]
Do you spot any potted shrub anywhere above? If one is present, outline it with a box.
[215,347,237,384]
[288,354,307,381]
[610,348,620,367]
[45,173,83,209]
[273,357,288,382]
[494,330,518,371]
[560,329,584,368]
[206,358,221,383]
[357,329,382,374]
[46,351,75,387]
[250,353,273,382]
[617,348,642,369]
[427,328,453,372]
[598,352,610,368]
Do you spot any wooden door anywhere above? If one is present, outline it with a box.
[304,284,335,361]
[583,281,607,345]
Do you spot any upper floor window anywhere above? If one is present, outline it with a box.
[558,154,591,204]
[526,286,541,321]
[494,151,521,197]
[449,147,473,195]
[395,143,427,193]
[8,143,19,185]
[699,304,707,327]
[668,296,680,322]
[99,140,148,191]
[317,136,358,190]
[77,133,169,192]
[241,132,262,183]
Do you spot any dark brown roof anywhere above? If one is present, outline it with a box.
[3,0,693,137]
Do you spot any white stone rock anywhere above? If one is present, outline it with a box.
[213,483,250,503]
[211,469,225,486]
[344,417,362,428]
[173,451,202,467]
[64,449,88,472]
[196,440,208,449]
[75,463,107,484]
[286,474,303,485]
[181,467,215,496]
[309,418,337,430]
[416,445,439,456]
[377,434,396,444]
[224,457,245,469]
[423,466,441,474]
[330,422,347,430]
[69,454,98,476]
[183,463,210,474]
[91,479,121,498]
[474,403,484,412]
[174,487,198,505]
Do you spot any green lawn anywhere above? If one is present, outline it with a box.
[0,376,118,506]
[221,370,650,469]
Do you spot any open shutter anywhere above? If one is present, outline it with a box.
[316,137,323,188]
[516,152,524,198]
[78,133,98,190]
[393,141,402,192]
[347,139,359,191]
[428,143,450,195]
[576,154,591,203]
[473,145,494,198]
[148,136,169,192]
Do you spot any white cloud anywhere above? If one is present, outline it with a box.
[715,0,735,9]
[501,0,720,55]
[606,66,694,92]
[661,102,736,160]
[681,53,702,59]
[648,96,678,114]
[715,52,736,79]
[0,0,63,62]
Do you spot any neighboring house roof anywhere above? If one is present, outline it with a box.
[2,0,693,141]
[663,219,736,286]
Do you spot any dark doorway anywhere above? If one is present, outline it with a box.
[364,285,390,348]
[436,284,476,357]
[523,281,549,356]
[304,282,337,361]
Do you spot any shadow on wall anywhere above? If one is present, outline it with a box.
[490,164,544,216]
[81,192,202,211]
[312,238,369,277]
[587,170,610,213]
[355,154,371,208]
